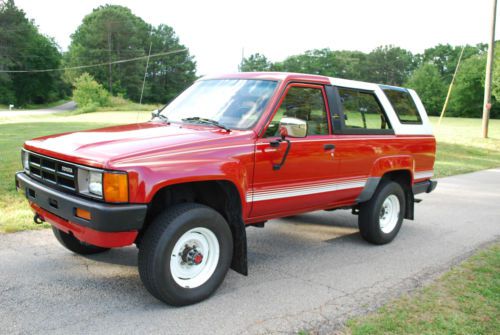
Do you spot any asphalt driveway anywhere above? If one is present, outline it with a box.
[1,169,499,334]
[0,101,76,117]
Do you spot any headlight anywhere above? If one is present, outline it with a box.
[21,150,29,172]
[78,169,103,197]
[78,168,128,202]
[88,171,103,196]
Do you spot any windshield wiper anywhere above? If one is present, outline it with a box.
[182,117,231,132]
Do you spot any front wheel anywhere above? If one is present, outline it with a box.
[138,203,233,306]
[358,180,405,245]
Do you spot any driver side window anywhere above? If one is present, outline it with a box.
[264,86,329,137]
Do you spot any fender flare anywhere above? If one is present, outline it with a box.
[355,156,415,219]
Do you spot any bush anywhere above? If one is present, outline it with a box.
[78,103,98,114]
[72,73,109,108]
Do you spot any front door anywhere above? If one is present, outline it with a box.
[249,83,340,218]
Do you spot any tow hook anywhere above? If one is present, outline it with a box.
[34,213,45,224]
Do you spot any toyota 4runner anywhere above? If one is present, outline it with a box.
[16,72,437,305]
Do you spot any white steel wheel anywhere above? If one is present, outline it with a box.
[170,227,220,289]
[378,194,400,234]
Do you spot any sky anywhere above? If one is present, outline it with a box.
[14,0,500,76]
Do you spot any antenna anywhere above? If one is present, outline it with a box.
[140,28,154,105]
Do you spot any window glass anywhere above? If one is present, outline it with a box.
[338,88,391,130]
[161,79,278,130]
[383,88,422,124]
[265,86,329,137]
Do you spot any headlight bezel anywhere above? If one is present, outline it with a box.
[77,168,104,198]
[78,168,129,203]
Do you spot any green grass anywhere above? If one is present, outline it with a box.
[0,115,498,233]
[344,243,500,335]
[431,116,500,177]
[97,96,160,112]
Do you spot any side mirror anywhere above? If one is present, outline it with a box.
[151,109,159,119]
[278,117,307,138]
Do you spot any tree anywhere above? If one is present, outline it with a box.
[271,48,369,80]
[142,24,197,103]
[65,5,149,99]
[240,53,272,72]
[448,55,487,117]
[364,45,416,86]
[0,0,66,105]
[66,5,196,103]
[421,43,487,83]
[405,63,447,116]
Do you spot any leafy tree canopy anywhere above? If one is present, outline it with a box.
[240,43,496,118]
[240,53,272,72]
[65,4,196,103]
[0,0,67,105]
[406,63,447,116]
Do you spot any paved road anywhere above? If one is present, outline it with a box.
[0,101,76,117]
[1,169,499,335]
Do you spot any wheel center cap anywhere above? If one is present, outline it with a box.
[181,245,204,265]
[193,253,203,265]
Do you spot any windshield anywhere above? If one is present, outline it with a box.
[160,79,278,129]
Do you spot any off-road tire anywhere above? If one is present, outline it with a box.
[358,180,405,245]
[138,203,233,306]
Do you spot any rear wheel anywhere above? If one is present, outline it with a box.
[52,227,110,255]
[138,203,233,306]
[358,180,405,245]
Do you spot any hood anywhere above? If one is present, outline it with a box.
[24,122,253,168]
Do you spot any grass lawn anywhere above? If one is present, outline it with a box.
[0,114,499,233]
[343,243,500,335]
[431,116,500,177]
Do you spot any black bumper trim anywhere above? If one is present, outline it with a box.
[15,172,147,232]
[412,179,438,195]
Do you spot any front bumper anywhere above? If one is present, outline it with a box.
[15,172,148,247]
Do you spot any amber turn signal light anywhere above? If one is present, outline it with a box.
[103,172,128,203]
[76,208,92,220]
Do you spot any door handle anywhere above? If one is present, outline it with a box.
[323,144,335,150]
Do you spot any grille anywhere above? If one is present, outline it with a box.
[28,153,78,191]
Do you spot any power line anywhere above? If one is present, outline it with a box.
[0,49,188,73]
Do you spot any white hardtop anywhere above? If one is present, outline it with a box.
[329,77,433,136]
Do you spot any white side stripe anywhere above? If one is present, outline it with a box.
[246,179,366,202]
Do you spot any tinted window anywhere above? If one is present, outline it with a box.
[265,86,329,137]
[338,88,391,130]
[383,88,422,124]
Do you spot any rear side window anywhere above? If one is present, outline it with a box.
[338,88,391,130]
[383,88,422,124]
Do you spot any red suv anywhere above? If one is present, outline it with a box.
[16,72,437,305]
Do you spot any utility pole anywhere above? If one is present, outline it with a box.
[482,0,497,138]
